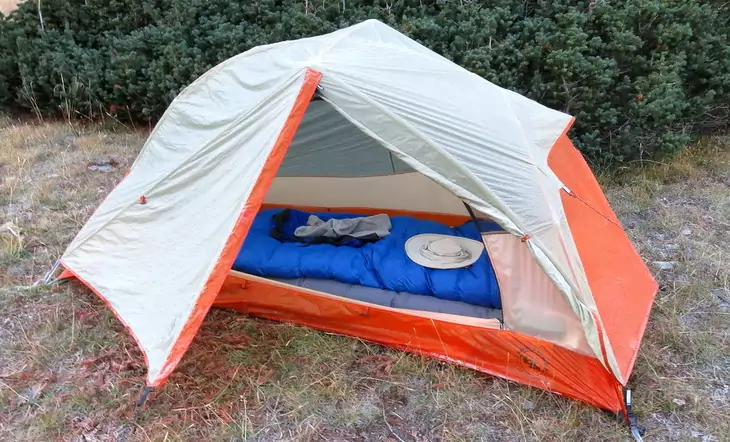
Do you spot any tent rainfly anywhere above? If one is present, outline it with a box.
[57,19,657,434]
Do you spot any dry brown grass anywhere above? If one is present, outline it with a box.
[1,118,728,441]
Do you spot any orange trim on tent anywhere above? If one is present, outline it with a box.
[58,268,74,280]
[261,203,471,226]
[213,272,625,412]
[556,116,576,143]
[59,259,151,370]
[149,68,323,387]
[549,135,658,383]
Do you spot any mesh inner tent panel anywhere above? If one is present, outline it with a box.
[277,99,412,177]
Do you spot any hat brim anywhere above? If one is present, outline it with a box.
[405,234,485,269]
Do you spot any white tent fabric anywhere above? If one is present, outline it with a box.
[61,19,620,385]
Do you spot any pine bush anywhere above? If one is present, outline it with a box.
[0,0,728,164]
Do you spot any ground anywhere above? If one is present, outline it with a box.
[0,117,728,442]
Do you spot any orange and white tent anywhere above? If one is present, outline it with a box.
[59,20,657,421]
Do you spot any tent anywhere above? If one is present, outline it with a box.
[57,19,657,425]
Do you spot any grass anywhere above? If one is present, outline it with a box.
[1,118,729,441]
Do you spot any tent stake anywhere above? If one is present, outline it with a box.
[117,386,154,442]
[32,258,61,287]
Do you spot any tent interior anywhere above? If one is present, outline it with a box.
[226,94,591,357]
[230,97,508,319]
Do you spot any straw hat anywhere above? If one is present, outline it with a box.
[405,234,484,269]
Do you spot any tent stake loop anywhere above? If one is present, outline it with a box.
[625,388,645,442]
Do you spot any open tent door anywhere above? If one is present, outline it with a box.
[230,86,594,358]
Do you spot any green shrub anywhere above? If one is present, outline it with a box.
[0,13,16,106]
[0,0,728,164]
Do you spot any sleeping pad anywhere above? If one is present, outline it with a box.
[232,208,502,309]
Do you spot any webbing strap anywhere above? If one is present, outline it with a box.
[625,389,645,442]
[564,188,623,230]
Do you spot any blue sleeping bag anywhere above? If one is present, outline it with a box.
[232,209,502,309]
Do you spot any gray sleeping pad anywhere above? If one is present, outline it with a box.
[272,277,503,321]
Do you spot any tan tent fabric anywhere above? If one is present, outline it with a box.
[265,173,468,215]
[483,233,593,355]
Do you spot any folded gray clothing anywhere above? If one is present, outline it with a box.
[271,277,502,321]
[294,213,391,239]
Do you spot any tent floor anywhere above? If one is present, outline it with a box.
[265,276,502,320]
[214,271,503,328]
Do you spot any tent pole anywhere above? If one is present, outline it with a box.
[463,202,479,222]
[463,202,504,327]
